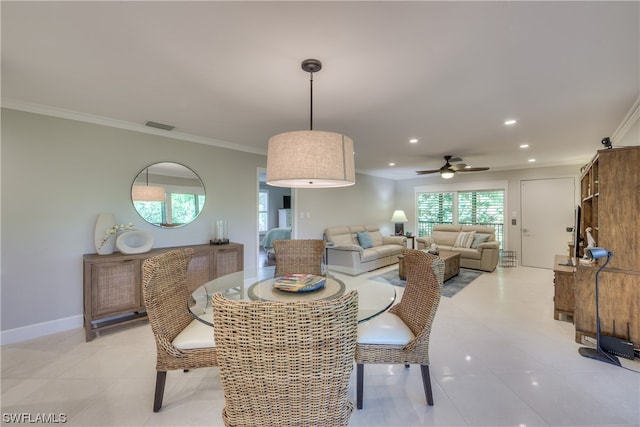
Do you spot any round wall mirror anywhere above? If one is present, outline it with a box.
[131,162,205,228]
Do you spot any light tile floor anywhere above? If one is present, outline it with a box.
[2,265,639,426]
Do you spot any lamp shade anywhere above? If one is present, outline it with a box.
[584,247,610,260]
[266,130,355,188]
[390,210,408,223]
[132,185,166,202]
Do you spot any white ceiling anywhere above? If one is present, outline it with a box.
[2,1,638,180]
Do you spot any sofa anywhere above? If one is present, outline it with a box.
[324,225,406,275]
[416,225,500,272]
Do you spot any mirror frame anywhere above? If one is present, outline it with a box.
[131,162,205,228]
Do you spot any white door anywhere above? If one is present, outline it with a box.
[521,178,575,268]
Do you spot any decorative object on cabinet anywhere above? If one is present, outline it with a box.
[94,214,134,255]
[210,219,229,245]
[83,242,243,341]
[131,162,205,228]
[584,227,597,254]
[266,58,356,188]
[116,230,154,254]
[94,213,116,255]
[577,248,624,366]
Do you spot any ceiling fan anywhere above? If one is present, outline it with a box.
[416,155,490,179]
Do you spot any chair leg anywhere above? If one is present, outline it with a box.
[420,365,434,406]
[356,363,364,410]
[153,371,167,412]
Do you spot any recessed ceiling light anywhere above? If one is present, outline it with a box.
[504,119,517,125]
[528,158,536,163]
[389,162,396,166]
[409,138,418,144]
[520,144,529,149]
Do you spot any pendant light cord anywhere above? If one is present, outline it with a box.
[309,71,314,131]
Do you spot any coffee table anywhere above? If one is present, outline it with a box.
[398,250,460,281]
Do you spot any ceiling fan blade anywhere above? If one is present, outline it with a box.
[415,169,440,175]
[449,157,463,163]
[450,163,468,171]
[458,167,490,172]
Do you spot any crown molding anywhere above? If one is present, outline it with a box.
[1,98,267,156]
[612,96,640,144]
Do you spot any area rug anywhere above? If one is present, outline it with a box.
[368,268,482,297]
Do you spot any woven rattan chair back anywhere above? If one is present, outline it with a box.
[213,290,359,427]
[142,248,217,412]
[355,248,444,409]
[143,249,195,344]
[273,239,324,277]
[393,249,444,347]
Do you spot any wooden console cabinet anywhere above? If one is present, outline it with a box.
[83,243,243,341]
[553,255,575,321]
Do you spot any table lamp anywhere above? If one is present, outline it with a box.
[577,247,621,366]
[390,210,408,235]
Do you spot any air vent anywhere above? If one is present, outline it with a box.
[145,121,175,131]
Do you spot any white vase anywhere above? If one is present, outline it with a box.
[116,230,154,254]
[94,213,116,255]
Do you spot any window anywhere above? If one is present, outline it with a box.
[259,190,269,233]
[133,192,204,226]
[417,192,453,236]
[417,189,504,248]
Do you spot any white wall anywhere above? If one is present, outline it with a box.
[1,109,268,339]
[293,173,397,239]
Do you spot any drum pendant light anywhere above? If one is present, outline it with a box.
[266,59,355,188]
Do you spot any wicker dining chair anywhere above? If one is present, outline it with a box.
[142,248,217,412]
[213,290,359,427]
[272,239,325,277]
[355,248,444,409]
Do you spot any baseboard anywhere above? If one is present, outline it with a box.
[0,315,83,345]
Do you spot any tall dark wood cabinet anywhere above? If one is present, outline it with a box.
[574,146,639,348]
[83,243,243,341]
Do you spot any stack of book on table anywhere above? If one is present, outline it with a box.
[273,274,326,292]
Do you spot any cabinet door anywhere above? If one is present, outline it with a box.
[598,148,640,271]
[187,250,214,293]
[214,245,243,278]
[91,260,141,318]
[553,272,574,315]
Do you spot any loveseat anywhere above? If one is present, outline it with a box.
[416,225,500,272]
[323,225,406,275]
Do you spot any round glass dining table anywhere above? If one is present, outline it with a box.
[188,266,396,326]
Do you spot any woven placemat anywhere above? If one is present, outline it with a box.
[248,275,345,302]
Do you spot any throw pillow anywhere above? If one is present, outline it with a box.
[453,231,476,248]
[357,231,374,249]
[470,233,491,249]
[331,234,354,247]
[368,230,384,247]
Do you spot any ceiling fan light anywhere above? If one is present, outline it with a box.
[441,170,455,179]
